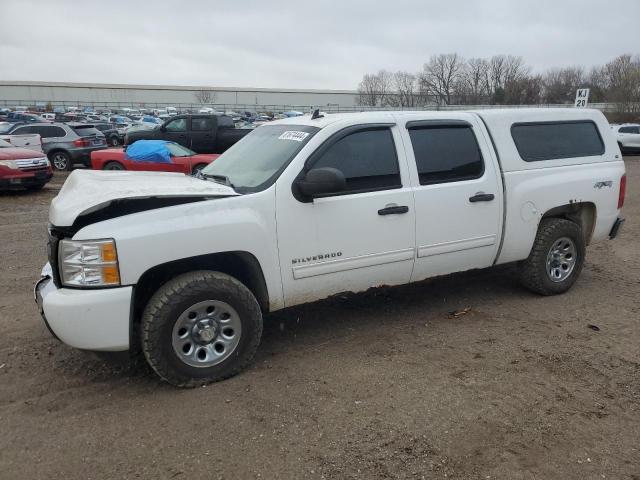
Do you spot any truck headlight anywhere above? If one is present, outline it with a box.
[59,239,121,287]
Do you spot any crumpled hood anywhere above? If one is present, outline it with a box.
[50,169,238,227]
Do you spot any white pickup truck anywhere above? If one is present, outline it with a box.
[35,108,626,387]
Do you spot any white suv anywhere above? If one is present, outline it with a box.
[612,123,640,154]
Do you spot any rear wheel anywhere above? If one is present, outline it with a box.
[103,161,124,170]
[49,151,71,171]
[26,183,45,191]
[141,271,263,387]
[518,218,585,295]
[109,136,120,147]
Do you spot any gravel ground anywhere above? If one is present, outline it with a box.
[0,160,638,479]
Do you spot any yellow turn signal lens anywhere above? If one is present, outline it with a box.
[102,265,120,284]
[101,242,118,262]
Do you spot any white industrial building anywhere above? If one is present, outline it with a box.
[0,81,360,111]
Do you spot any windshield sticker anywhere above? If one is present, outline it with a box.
[278,131,310,142]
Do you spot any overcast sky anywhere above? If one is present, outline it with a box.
[1,0,637,90]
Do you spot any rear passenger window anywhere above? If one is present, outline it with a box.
[32,126,65,138]
[311,128,401,194]
[619,126,639,134]
[511,121,605,161]
[408,125,484,185]
[192,118,214,131]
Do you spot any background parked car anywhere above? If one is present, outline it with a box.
[8,122,107,170]
[88,122,122,146]
[91,140,218,174]
[613,123,640,154]
[0,138,52,191]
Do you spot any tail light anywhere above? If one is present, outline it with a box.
[73,138,91,147]
[618,174,626,209]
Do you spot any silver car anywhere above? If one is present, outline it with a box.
[8,122,107,171]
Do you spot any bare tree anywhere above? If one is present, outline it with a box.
[357,70,395,107]
[457,58,490,104]
[194,88,216,105]
[601,54,640,113]
[483,55,529,104]
[419,53,464,105]
[542,67,585,104]
[393,71,418,107]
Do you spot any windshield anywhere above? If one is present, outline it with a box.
[0,123,14,134]
[166,142,195,157]
[201,124,319,193]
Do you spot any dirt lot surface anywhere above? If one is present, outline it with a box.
[1,160,639,480]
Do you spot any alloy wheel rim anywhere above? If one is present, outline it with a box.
[171,300,242,368]
[53,154,67,170]
[545,236,577,282]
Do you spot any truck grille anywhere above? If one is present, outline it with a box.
[16,157,49,171]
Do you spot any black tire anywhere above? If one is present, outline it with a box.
[192,163,207,175]
[518,218,585,296]
[103,161,125,170]
[109,135,120,147]
[26,183,46,191]
[141,271,263,387]
[49,151,72,171]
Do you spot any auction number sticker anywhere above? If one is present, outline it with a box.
[278,131,310,142]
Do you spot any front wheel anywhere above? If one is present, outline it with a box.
[109,136,120,147]
[141,271,263,387]
[103,161,124,170]
[518,218,585,295]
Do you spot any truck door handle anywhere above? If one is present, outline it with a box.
[469,193,495,203]
[378,205,409,215]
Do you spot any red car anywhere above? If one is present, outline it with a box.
[0,138,53,191]
[91,142,219,174]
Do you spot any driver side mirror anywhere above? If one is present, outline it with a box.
[295,167,346,199]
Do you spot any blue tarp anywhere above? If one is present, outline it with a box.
[125,140,172,164]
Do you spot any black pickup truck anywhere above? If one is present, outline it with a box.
[124,114,251,154]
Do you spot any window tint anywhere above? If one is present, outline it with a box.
[165,118,187,132]
[12,126,31,135]
[311,128,400,194]
[218,116,234,128]
[31,125,66,138]
[192,117,214,131]
[511,121,605,162]
[408,126,484,185]
[619,126,639,134]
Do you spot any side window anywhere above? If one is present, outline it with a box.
[408,125,484,185]
[165,118,187,132]
[619,126,639,134]
[311,127,401,194]
[218,116,234,128]
[192,117,214,131]
[12,126,31,135]
[511,121,605,161]
[46,126,66,138]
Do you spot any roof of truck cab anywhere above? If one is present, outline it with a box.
[269,108,606,129]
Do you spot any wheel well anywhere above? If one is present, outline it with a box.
[104,160,125,169]
[131,251,270,339]
[47,148,69,158]
[541,202,597,244]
